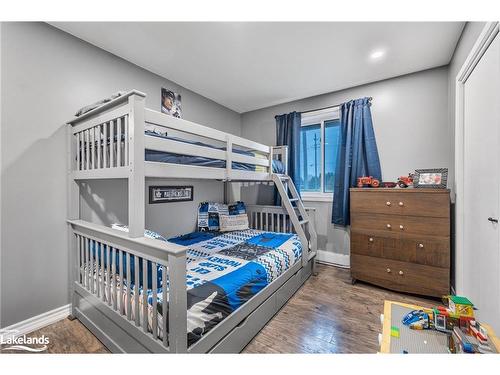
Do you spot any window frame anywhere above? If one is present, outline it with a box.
[299,107,340,202]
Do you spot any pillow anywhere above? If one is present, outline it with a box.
[111,223,167,242]
[75,91,128,117]
[219,214,249,232]
[197,201,246,231]
[197,202,228,231]
[228,201,246,215]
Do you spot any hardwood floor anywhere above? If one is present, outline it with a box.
[23,264,437,354]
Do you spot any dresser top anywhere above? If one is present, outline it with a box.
[350,188,450,194]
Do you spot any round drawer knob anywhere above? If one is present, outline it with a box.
[399,225,404,230]
[399,201,404,207]
[386,268,391,273]
[418,243,424,248]
[386,201,391,206]
[369,237,374,242]
[386,224,392,229]
[399,270,404,275]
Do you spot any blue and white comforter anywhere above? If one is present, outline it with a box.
[90,229,302,346]
[171,229,302,344]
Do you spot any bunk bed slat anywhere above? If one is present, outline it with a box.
[85,238,90,290]
[100,241,105,302]
[119,249,124,315]
[117,117,122,167]
[134,255,140,326]
[76,235,81,284]
[97,125,102,169]
[111,247,117,310]
[89,129,93,170]
[162,265,168,346]
[85,130,90,170]
[103,122,108,168]
[90,240,95,293]
[78,235,83,285]
[142,259,148,332]
[95,241,100,298]
[80,131,84,170]
[152,264,158,340]
[106,245,111,306]
[126,252,131,321]
[92,127,96,169]
[124,116,129,166]
[110,120,115,168]
[76,133,80,171]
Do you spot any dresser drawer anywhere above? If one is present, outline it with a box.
[351,254,449,297]
[399,237,450,268]
[351,231,395,258]
[351,232,450,268]
[351,212,449,237]
[350,190,449,218]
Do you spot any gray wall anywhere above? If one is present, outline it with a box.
[0,22,240,328]
[240,67,451,256]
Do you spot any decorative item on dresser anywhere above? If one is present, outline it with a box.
[349,188,450,297]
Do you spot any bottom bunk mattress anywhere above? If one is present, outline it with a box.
[86,229,302,346]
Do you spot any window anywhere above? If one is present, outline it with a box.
[299,107,341,201]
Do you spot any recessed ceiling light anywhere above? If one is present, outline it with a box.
[370,49,386,60]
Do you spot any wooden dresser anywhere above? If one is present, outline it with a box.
[350,188,450,297]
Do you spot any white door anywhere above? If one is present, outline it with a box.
[463,32,500,333]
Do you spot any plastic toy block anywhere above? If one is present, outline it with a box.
[391,326,400,338]
[449,296,473,306]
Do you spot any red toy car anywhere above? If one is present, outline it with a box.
[398,173,414,188]
[357,176,380,188]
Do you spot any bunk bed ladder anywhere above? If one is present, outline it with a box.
[272,174,317,267]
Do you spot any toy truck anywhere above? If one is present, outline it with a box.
[357,176,380,188]
[397,173,414,188]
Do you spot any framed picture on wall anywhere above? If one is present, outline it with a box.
[149,186,193,204]
[161,88,182,118]
[413,168,448,189]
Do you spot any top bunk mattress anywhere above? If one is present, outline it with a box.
[145,131,285,173]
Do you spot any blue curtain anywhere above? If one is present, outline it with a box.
[274,111,301,205]
[332,98,381,225]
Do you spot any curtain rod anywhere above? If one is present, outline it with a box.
[300,97,372,114]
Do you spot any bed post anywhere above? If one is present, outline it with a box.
[168,253,188,352]
[67,124,80,319]
[127,93,146,238]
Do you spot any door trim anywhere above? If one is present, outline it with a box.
[455,22,500,295]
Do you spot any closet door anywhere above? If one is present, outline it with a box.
[463,32,500,332]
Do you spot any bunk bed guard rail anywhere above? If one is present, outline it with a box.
[67,90,288,182]
[68,219,188,353]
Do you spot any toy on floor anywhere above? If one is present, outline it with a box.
[391,326,400,338]
[401,295,497,354]
[432,295,475,333]
[401,309,431,330]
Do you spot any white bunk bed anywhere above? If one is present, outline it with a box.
[66,90,317,353]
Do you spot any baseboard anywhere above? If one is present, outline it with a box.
[0,304,71,340]
[316,250,350,268]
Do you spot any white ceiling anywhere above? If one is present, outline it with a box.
[52,22,465,113]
